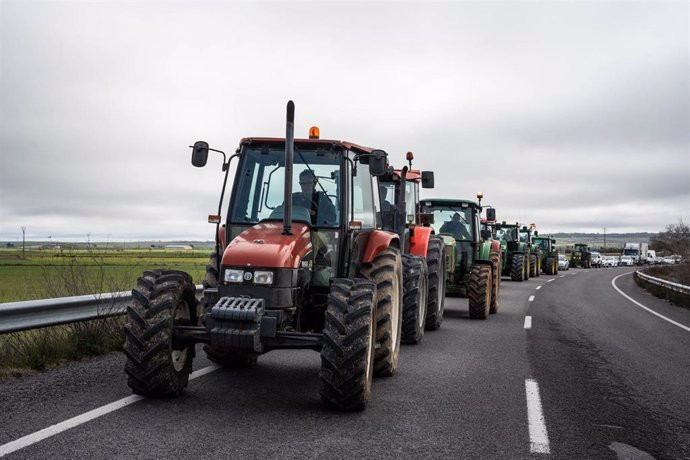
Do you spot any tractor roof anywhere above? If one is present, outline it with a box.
[239,137,375,155]
[422,198,480,208]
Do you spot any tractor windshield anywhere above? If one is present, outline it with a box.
[230,146,341,227]
[496,227,518,242]
[534,239,549,250]
[423,205,473,241]
[519,231,530,243]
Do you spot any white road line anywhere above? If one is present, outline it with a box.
[547,278,555,283]
[536,285,542,290]
[611,273,690,333]
[528,295,535,302]
[559,275,565,278]
[525,379,550,454]
[0,365,221,457]
[524,316,532,329]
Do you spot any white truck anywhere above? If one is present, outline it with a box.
[622,242,648,265]
[647,249,657,264]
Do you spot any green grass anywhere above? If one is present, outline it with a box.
[0,248,212,376]
[0,249,209,302]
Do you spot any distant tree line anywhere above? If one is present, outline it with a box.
[650,220,689,259]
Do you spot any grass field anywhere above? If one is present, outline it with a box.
[0,248,210,303]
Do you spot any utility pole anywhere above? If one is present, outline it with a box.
[603,227,607,251]
[21,226,26,259]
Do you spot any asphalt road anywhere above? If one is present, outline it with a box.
[1,267,688,459]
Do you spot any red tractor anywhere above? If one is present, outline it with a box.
[378,153,446,344]
[122,102,405,411]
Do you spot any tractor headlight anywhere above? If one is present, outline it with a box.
[224,269,244,283]
[253,270,274,285]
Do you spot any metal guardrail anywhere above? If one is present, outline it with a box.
[0,286,203,334]
[635,270,690,295]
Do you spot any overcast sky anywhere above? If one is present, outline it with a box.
[1,1,688,241]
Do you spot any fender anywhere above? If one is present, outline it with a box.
[222,222,312,269]
[361,230,399,263]
[408,226,433,258]
[216,225,227,250]
[489,239,501,254]
[477,241,492,261]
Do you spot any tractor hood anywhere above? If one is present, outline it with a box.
[222,222,312,269]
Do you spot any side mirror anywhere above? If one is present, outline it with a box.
[421,171,434,188]
[480,229,492,240]
[368,149,388,176]
[486,208,496,221]
[191,141,209,167]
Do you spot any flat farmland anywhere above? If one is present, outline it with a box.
[0,249,209,303]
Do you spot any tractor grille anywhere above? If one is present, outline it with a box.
[206,297,264,352]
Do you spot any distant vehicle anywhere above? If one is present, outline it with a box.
[623,242,648,265]
[600,256,612,267]
[590,251,602,268]
[558,254,569,270]
[620,255,634,266]
[662,256,677,265]
[646,250,656,264]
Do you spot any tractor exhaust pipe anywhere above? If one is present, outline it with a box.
[283,101,295,235]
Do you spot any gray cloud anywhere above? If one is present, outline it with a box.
[1,1,688,240]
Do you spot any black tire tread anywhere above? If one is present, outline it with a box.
[468,264,491,319]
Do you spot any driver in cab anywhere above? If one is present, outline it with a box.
[440,212,472,240]
[292,170,336,226]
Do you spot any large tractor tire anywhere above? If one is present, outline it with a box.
[200,251,258,368]
[524,254,530,280]
[544,257,554,275]
[123,269,197,397]
[360,247,403,377]
[554,258,559,274]
[511,254,525,281]
[425,236,447,331]
[468,264,492,319]
[401,254,428,344]
[319,278,376,411]
[533,253,541,277]
[489,252,501,314]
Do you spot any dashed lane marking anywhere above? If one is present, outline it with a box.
[528,295,535,302]
[526,379,551,454]
[524,316,532,329]
[0,365,222,457]
[536,286,542,290]
[611,273,690,333]
[547,278,555,283]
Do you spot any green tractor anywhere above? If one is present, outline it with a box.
[494,222,530,281]
[570,243,592,268]
[533,234,558,275]
[420,196,502,319]
[519,225,540,278]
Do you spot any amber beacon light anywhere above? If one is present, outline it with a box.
[309,126,320,139]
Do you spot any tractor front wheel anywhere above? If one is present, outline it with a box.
[360,247,403,377]
[401,255,428,344]
[123,270,197,397]
[468,264,492,319]
[511,254,525,281]
[530,254,538,278]
[319,278,376,411]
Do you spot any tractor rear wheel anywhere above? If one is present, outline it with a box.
[534,254,541,277]
[401,255,428,344]
[544,257,554,275]
[359,247,403,377]
[123,269,197,397]
[424,236,447,330]
[200,251,259,368]
[319,278,376,411]
[489,252,501,314]
[468,264,492,319]
[511,254,525,281]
